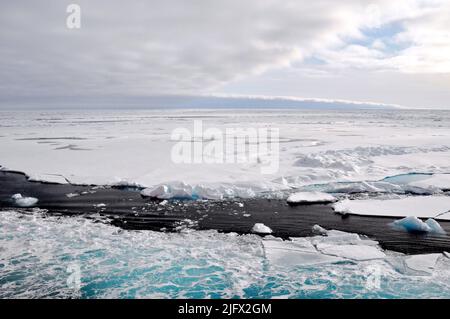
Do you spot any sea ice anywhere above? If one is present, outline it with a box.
[311,224,328,236]
[141,183,194,199]
[11,194,38,207]
[405,254,442,274]
[263,239,344,267]
[2,109,450,198]
[425,218,446,235]
[392,216,431,233]
[287,191,336,205]
[316,244,386,261]
[264,228,385,268]
[252,223,273,234]
[333,196,450,220]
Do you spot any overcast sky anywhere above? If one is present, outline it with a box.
[1,0,450,109]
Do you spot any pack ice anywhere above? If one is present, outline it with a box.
[333,196,450,220]
[263,226,448,276]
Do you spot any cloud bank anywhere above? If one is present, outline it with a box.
[1,0,449,108]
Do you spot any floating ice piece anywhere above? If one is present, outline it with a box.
[333,196,450,220]
[141,183,193,199]
[27,173,68,184]
[287,191,336,205]
[142,184,170,198]
[311,224,328,236]
[141,182,233,200]
[66,193,79,198]
[405,254,441,274]
[312,229,379,246]
[392,216,432,233]
[11,194,38,207]
[252,223,273,234]
[425,218,446,235]
[263,239,344,267]
[316,244,386,261]
[94,203,106,208]
[192,185,223,200]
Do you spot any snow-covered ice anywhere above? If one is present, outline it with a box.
[1,109,450,198]
[405,254,442,275]
[11,194,38,207]
[333,196,450,220]
[311,224,328,236]
[287,191,336,204]
[252,223,273,234]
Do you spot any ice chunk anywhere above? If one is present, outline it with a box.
[11,194,38,207]
[392,216,432,233]
[287,191,336,205]
[405,254,441,274]
[333,196,450,220]
[263,239,344,267]
[141,184,170,198]
[252,223,273,234]
[141,183,193,199]
[316,244,386,261]
[27,173,68,184]
[192,185,223,200]
[311,224,328,236]
[312,230,379,246]
[425,218,446,235]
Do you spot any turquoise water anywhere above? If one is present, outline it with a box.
[1,210,450,299]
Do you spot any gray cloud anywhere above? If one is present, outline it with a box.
[0,0,372,98]
[1,1,449,108]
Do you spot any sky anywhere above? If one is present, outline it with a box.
[1,0,450,109]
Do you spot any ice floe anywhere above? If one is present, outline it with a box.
[252,223,273,234]
[311,224,328,236]
[425,218,447,235]
[141,182,264,200]
[287,191,336,205]
[315,244,386,261]
[11,194,38,207]
[405,254,442,275]
[264,227,385,268]
[392,216,432,233]
[333,196,450,220]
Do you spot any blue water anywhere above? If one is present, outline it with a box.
[1,210,450,299]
